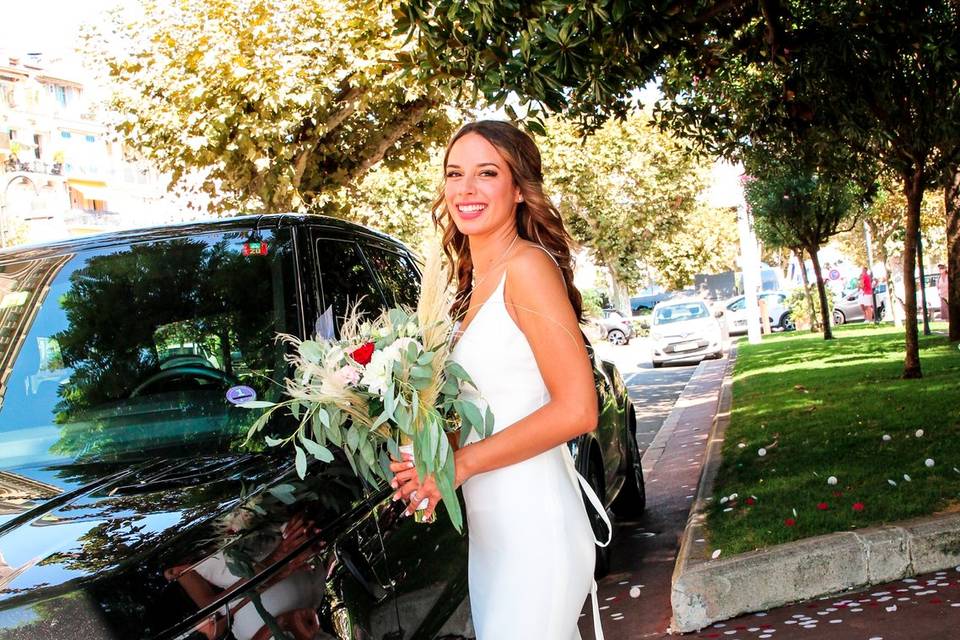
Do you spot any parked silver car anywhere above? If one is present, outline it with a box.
[833,283,888,324]
[650,298,723,367]
[596,308,634,345]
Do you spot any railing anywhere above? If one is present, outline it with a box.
[2,159,63,176]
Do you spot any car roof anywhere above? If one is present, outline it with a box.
[0,213,409,265]
[653,296,710,309]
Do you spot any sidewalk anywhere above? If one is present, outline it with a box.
[579,355,729,638]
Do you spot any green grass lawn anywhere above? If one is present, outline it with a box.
[705,322,960,556]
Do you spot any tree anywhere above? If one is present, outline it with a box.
[83,0,458,214]
[744,156,865,340]
[539,113,719,305]
[944,172,960,341]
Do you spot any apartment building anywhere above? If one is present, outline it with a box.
[0,52,175,246]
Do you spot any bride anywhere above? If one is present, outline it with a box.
[389,120,610,639]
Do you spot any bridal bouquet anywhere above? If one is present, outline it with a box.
[243,246,491,532]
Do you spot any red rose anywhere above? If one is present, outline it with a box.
[784,518,796,527]
[351,342,375,366]
[746,497,756,505]
[852,502,865,512]
[817,502,829,511]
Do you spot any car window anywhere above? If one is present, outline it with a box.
[314,238,385,337]
[0,230,297,469]
[361,243,421,309]
[653,302,709,325]
[727,298,746,311]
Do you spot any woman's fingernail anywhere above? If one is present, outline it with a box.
[390,480,397,489]
[407,462,414,469]
[393,493,400,501]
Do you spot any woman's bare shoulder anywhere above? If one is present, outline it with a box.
[505,242,567,305]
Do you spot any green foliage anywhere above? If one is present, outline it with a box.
[580,288,605,318]
[707,324,960,555]
[540,112,731,293]
[83,0,458,215]
[784,285,833,332]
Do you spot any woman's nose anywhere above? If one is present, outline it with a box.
[459,173,476,195]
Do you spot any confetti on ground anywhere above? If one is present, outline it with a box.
[827,475,838,485]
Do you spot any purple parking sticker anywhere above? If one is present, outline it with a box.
[226,385,257,405]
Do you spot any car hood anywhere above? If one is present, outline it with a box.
[0,451,365,638]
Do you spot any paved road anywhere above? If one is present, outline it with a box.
[581,337,710,639]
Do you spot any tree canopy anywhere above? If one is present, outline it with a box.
[83,0,458,214]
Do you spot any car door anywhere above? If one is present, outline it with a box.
[355,240,473,640]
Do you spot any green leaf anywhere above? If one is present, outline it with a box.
[483,405,496,438]
[315,407,330,428]
[294,445,307,479]
[265,435,285,447]
[346,425,360,451]
[411,365,433,379]
[238,400,276,409]
[445,361,471,381]
[458,400,484,431]
[327,423,343,448]
[268,483,296,504]
[387,437,401,461]
[416,351,435,365]
[299,340,323,363]
[411,376,432,390]
[300,435,334,462]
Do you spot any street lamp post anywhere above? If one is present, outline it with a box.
[863,221,879,324]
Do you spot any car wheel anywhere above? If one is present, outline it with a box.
[586,461,611,579]
[611,406,646,519]
[780,312,796,331]
[607,329,627,346]
[832,309,846,325]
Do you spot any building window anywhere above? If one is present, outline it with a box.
[54,85,67,107]
[61,131,72,139]
[85,135,95,143]
[33,134,41,160]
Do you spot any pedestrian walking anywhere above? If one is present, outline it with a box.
[938,263,949,322]
[858,266,875,321]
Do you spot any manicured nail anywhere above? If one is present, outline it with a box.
[393,492,400,501]
[406,462,414,469]
[390,480,398,489]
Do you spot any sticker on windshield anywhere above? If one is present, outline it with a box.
[226,385,257,405]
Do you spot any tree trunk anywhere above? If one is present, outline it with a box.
[902,170,923,378]
[797,247,819,332]
[877,240,900,328]
[807,244,833,340]
[946,166,960,341]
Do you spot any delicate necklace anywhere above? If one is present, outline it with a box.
[471,234,520,292]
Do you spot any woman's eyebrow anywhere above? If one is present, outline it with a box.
[445,162,501,169]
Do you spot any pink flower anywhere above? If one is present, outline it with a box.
[333,365,362,387]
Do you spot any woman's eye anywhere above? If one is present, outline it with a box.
[445,170,461,178]
[480,170,498,177]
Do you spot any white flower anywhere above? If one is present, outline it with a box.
[405,322,417,336]
[360,337,419,396]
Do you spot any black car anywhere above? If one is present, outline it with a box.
[0,214,643,640]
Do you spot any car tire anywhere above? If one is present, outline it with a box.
[586,461,611,579]
[611,406,646,519]
[607,329,628,346]
[833,309,846,325]
[652,360,663,368]
[780,312,796,331]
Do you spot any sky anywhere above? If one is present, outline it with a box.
[0,0,129,57]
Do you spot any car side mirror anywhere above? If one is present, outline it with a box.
[714,310,724,318]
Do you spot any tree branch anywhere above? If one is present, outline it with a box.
[344,97,436,184]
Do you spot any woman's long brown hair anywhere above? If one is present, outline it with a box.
[431,121,584,323]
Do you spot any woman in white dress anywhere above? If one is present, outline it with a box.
[389,121,610,639]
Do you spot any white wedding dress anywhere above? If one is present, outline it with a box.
[451,267,611,640]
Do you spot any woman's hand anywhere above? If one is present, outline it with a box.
[388,449,471,521]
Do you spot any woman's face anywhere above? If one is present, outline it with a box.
[444,133,522,237]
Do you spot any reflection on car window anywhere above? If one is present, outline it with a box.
[315,239,384,337]
[654,302,709,325]
[728,298,746,311]
[0,230,297,469]
[362,244,420,309]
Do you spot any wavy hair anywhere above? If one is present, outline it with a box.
[430,121,584,323]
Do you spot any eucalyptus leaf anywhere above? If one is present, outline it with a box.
[410,365,433,379]
[268,483,296,505]
[238,400,276,409]
[411,377,431,391]
[294,445,307,479]
[299,340,323,364]
[300,435,335,462]
[416,351,435,365]
[346,425,360,451]
[483,405,496,438]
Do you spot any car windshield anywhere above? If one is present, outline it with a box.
[653,302,709,325]
[0,229,297,470]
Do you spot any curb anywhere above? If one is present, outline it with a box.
[669,342,960,633]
